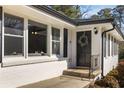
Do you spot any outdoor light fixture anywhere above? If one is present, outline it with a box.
[94,27,98,34]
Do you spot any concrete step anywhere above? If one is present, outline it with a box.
[63,69,95,79]
[60,75,93,81]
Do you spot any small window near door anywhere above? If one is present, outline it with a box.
[52,27,60,55]
[63,28,68,57]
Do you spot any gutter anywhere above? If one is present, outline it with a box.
[101,22,116,77]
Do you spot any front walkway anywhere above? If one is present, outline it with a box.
[19,76,91,88]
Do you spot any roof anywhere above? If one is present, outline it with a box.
[30,5,76,25]
[29,5,124,39]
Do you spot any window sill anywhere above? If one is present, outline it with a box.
[2,55,68,67]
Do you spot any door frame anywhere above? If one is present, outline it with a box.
[76,30,92,67]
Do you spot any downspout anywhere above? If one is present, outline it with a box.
[101,22,115,77]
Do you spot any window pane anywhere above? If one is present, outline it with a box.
[63,28,68,57]
[52,42,60,55]
[4,36,23,56]
[52,27,60,40]
[4,13,24,35]
[103,34,106,57]
[28,20,47,56]
[52,27,60,55]
[114,39,116,55]
[108,34,110,56]
[111,36,113,56]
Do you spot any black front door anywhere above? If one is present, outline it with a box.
[77,31,91,67]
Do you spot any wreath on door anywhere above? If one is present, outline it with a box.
[78,32,88,47]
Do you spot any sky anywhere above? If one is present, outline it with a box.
[82,5,116,18]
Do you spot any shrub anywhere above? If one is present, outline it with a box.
[95,79,104,87]
[102,75,120,88]
[95,76,119,88]
[117,64,124,87]
[107,69,119,80]
[93,62,124,88]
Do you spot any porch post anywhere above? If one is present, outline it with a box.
[47,24,52,56]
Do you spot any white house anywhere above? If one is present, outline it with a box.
[0,5,124,87]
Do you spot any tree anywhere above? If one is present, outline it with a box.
[90,14,100,19]
[49,5,91,19]
[113,5,124,29]
[90,6,124,31]
[49,5,81,18]
[97,8,113,18]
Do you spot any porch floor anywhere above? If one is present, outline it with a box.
[19,76,90,88]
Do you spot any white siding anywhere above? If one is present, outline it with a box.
[103,33,119,76]
[0,60,67,87]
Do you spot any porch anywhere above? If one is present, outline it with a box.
[64,55,101,79]
[63,67,101,79]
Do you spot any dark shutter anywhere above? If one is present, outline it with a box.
[63,28,68,57]
[0,7,2,62]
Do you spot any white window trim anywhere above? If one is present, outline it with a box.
[4,34,24,38]
[2,10,66,66]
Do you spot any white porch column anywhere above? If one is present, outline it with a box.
[60,27,64,57]
[47,24,52,56]
[24,18,28,58]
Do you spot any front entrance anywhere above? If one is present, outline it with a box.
[77,31,91,67]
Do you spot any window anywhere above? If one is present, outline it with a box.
[111,36,113,56]
[114,38,116,55]
[103,33,106,57]
[63,28,68,57]
[116,40,119,55]
[108,34,110,56]
[52,27,60,55]
[0,7,2,62]
[4,13,24,56]
[28,20,47,56]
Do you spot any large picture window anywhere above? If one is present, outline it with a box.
[4,13,24,56]
[52,27,60,55]
[28,20,47,56]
